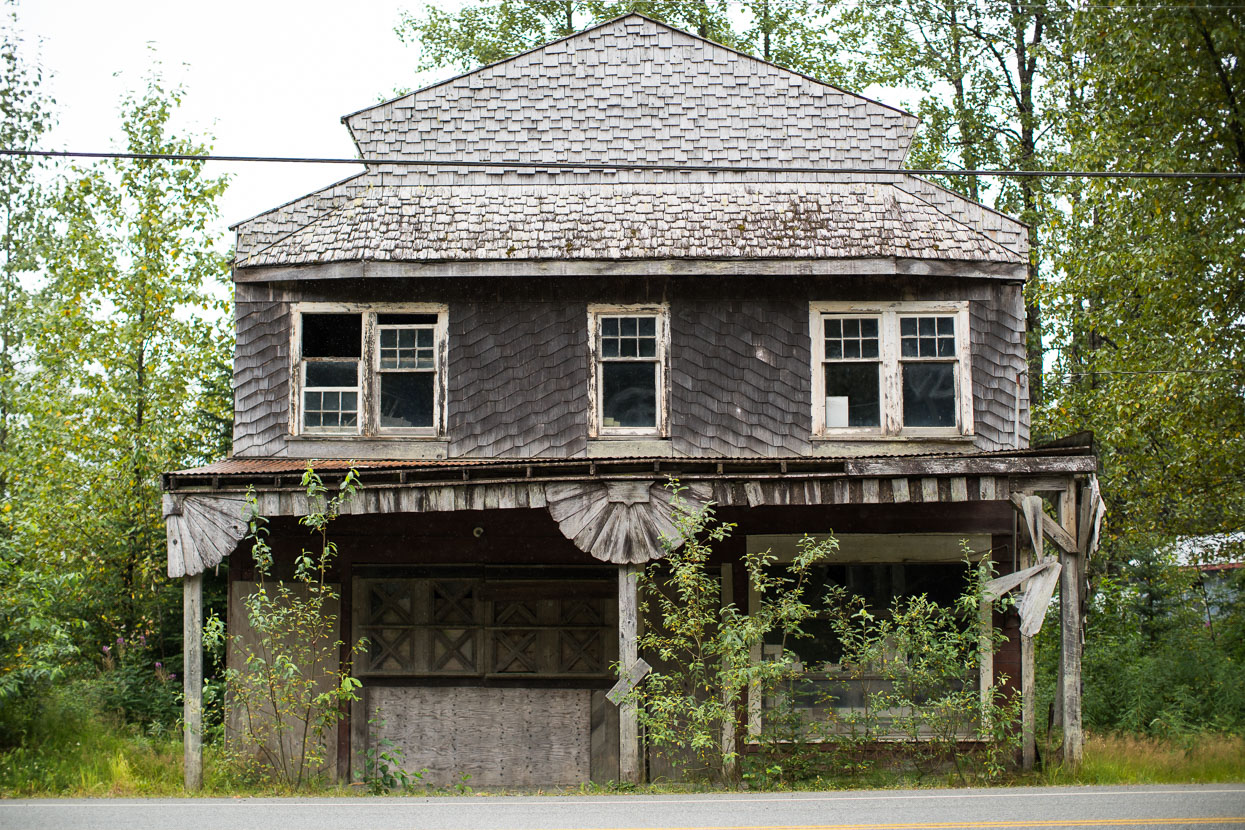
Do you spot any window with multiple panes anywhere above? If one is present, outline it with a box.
[294,304,447,437]
[588,305,668,436]
[810,302,972,437]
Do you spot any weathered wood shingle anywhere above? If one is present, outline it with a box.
[343,15,917,170]
[236,179,1024,268]
[670,299,811,457]
[447,301,589,458]
[233,284,289,457]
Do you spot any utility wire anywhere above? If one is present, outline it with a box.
[1046,368,1239,377]
[3,148,1244,179]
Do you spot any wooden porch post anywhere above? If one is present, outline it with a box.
[618,564,642,785]
[1059,487,1084,768]
[1019,542,1036,771]
[183,572,203,791]
[978,555,995,731]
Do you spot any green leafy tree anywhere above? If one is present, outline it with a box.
[0,3,84,733]
[836,0,1074,409]
[398,0,843,82]
[37,66,231,654]
[1041,2,1245,544]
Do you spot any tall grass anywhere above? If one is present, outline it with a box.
[0,683,183,796]
[1062,734,1245,784]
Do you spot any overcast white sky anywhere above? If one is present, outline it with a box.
[19,0,454,240]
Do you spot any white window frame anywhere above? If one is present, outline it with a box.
[810,301,973,439]
[290,302,448,438]
[587,304,670,438]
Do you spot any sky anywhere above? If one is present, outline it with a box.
[18,0,455,241]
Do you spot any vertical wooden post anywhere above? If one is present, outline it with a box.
[618,564,641,785]
[978,555,995,732]
[720,564,737,783]
[337,560,353,782]
[1059,487,1084,768]
[1019,544,1036,770]
[183,572,203,791]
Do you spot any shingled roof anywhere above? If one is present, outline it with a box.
[232,14,1028,271]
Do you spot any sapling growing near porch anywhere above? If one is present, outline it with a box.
[203,466,365,790]
[823,545,1020,782]
[626,481,837,786]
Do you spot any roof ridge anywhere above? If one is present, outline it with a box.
[342,12,914,131]
[237,177,378,268]
[892,179,1027,262]
[229,170,368,232]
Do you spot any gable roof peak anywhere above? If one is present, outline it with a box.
[342,14,919,170]
[346,13,912,126]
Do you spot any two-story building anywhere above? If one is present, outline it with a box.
[164,14,1101,789]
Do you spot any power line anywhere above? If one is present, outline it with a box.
[3,148,1243,179]
[1046,368,1240,377]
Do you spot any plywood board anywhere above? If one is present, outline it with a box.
[368,686,591,787]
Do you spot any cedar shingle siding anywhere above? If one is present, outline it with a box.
[227,13,1032,460]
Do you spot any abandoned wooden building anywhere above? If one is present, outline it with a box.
[163,14,1102,789]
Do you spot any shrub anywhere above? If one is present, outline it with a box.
[628,483,836,786]
[204,467,365,790]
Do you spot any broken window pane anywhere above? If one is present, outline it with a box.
[824,363,880,427]
[377,313,438,325]
[902,363,956,427]
[302,313,361,358]
[305,361,357,387]
[601,362,656,428]
[379,373,434,428]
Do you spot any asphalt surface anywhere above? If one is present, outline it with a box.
[1,784,1242,830]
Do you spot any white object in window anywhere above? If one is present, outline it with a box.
[587,305,669,437]
[810,302,973,438]
[292,304,448,437]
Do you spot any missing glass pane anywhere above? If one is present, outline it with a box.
[824,363,880,427]
[601,362,656,428]
[302,313,361,358]
[902,363,956,427]
[305,361,357,387]
[379,373,434,428]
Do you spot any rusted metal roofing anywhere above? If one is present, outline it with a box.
[164,437,1097,491]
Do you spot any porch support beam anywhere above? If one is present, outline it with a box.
[1019,543,1036,770]
[183,573,203,791]
[618,564,642,784]
[1059,487,1084,769]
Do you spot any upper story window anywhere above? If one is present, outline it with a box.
[293,303,447,438]
[588,304,669,437]
[810,302,973,439]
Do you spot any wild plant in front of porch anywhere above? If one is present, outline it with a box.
[822,547,1020,783]
[627,482,837,787]
[203,467,366,790]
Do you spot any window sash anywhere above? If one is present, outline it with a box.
[589,306,668,437]
[293,304,447,438]
[811,304,971,438]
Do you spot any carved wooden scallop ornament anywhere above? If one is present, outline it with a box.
[544,480,712,565]
[164,494,251,578]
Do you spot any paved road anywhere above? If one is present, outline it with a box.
[1,784,1242,830]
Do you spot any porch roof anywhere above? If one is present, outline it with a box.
[164,439,1096,493]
